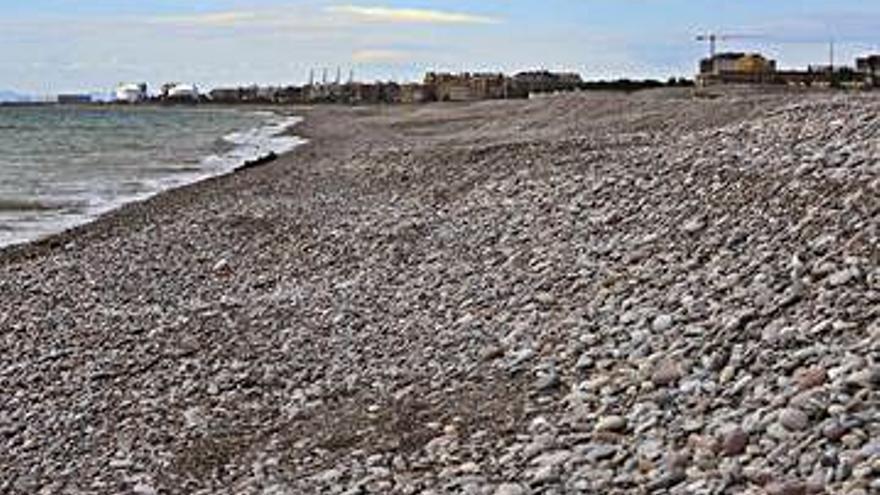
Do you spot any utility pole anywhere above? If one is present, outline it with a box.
[829,39,835,72]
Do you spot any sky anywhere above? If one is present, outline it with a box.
[3,0,880,95]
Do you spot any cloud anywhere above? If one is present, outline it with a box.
[151,11,259,27]
[352,48,410,63]
[326,5,499,25]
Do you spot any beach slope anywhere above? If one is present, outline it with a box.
[1,90,878,494]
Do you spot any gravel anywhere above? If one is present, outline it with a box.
[1,88,878,494]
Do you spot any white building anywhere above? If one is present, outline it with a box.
[115,83,147,103]
[166,84,199,101]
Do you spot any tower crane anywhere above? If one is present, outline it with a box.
[696,33,761,58]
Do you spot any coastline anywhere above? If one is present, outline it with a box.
[1,90,877,493]
[0,105,308,262]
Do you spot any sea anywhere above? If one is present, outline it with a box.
[0,105,303,248]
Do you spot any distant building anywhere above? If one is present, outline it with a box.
[856,55,880,87]
[208,85,307,104]
[379,82,402,104]
[165,83,199,102]
[208,88,242,103]
[400,83,434,104]
[694,51,879,88]
[115,83,147,103]
[159,82,180,99]
[424,72,509,102]
[513,71,583,95]
[57,94,92,104]
[697,53,776,86]
[699,53,776,76]
[349,83,380,104]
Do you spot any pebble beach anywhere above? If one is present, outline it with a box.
[1,89,878,494]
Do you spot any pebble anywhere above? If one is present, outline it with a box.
[779,408,810,431]
[794,366,827,389]
[212,258,230,273]
[585,444,617,463]
[646,470,686,491]
[493,483,526,495]
[534,366,561,391]
[651,360,682,386]
[652,314,673,332]
[574,353,593,372]
[595,415,627,433]
[845,367,880,388]
[720,426,749,456]
[821,420,849,441]
[132,483,157,495]
[827,267,858,287]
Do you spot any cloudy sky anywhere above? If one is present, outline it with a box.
[3,0,880,95]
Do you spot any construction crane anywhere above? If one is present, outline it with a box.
[696,33,761,58]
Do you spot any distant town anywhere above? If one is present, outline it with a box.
[24,47,880,107]
[697,49,880,88]
[53,71,595,106]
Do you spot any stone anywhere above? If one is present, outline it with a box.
[132,483,157,495]
[651,360,683,386]
[108,458,133,469]
[574,353,593,372]
[481,346,504,362]
[315,468,343,483]
[720,426,749,456]
[646,470,686,491]
[827,267,858,287]
[493,483,526,495]
[844,367,880,388]
[794,366,827,389]
[719,365,736,384]
[585,444,617,463]
[765,481,808,495]
[665,451,690,472]
[779,408,810,431]
[652,314,673,332]
[183,407,205,429]
[681,216,706,234]
[534,367,561,391]
[528,463,560,484]
[821,420,848,441]
[508,348,535,371]
[531,450,572,469]
[595,415,627,433]
[212,258,230,273]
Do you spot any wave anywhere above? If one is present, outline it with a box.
[0,198,74,212]
[0,111,305,248]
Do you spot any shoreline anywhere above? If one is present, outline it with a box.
[1,90,877,493]
[0,106,309,262]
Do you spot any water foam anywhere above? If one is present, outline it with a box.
[0,111,306,249]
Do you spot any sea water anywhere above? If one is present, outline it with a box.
[0,105,303,247]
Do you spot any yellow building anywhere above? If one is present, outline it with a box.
[698,52,777,86]
[734,54,775,74]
